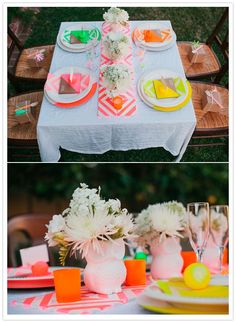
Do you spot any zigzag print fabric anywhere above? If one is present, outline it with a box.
[97,22,137,117]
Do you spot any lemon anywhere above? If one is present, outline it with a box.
[183,263,211,289]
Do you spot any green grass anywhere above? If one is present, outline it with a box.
[8,7,228,162]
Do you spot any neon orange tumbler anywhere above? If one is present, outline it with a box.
[124,259,146,286]
[53,268,81,303]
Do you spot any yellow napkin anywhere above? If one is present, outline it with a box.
[153,80,180,99]
[157,280,228,298]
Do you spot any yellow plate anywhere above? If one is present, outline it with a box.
[152,81,192,112]
[142,304,228,315]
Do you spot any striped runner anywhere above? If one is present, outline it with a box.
[10,275,151,314]
[97,22,137,118]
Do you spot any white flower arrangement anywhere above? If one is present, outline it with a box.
[103,32,129,61]
[103,7,129,25]
[134,201,187,249]
[45,183,134,264]
[102,63,131,96]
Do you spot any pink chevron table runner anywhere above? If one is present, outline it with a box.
[9,274,151,314]
[97,22,137,117]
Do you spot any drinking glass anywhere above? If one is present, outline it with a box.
[86,33,99,72]
[187,202,210,263]
[210,205,229,273]
[53,268,81,303]
[134,37,146,71]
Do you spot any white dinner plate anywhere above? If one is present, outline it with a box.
[56,35,88,53]
[59,23,101,51]
[44,76,96,107]
[44,66,93,104]
[138,69,189,108]
[8,267,84,289]
[141,278,228,306]
[133,22,176,51]
[136,33,176,52]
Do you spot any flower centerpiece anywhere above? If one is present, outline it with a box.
[135,201,187,279]
[103,7,129,31]
[102,63,131,97]
[45,183,134,294]
[103,32,129,61]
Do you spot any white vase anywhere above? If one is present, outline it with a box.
[84,238,126,294]
[150,237,183,280]
[202,235,220,274]
[110,22,122,32]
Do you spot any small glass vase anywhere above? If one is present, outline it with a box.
[83,238,126,294]
[150,236,183,280]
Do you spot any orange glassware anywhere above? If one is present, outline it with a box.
[181,249,228,272]
[53,268,81,303]
[124,259,146,286]
[113,96,123,110]
[181,251,197,272]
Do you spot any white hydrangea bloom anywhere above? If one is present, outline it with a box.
[102,63,131,96]
[45,214,65,246]
[45,183,134,258]
[103,7,129,24]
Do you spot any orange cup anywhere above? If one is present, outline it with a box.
[124,259,146,286]
[181,249,228,272]
[53,268,81,303]
[113,96,123,110]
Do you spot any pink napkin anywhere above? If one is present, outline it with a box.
[58,73,90,94]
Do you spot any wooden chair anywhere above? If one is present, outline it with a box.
[189,81,228,147]
[8,213,53,267]
[178,8,228,80]
[8,25,54,88]
[8,91,43,158]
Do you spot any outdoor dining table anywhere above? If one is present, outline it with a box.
[7,267,154,315]
[37,21,196,162]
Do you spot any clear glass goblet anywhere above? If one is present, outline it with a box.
[210,205,229,274]
[187,202,210,263]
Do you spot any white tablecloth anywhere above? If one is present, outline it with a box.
[37,21,196,162]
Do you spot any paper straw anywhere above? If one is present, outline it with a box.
[70,68,73,83]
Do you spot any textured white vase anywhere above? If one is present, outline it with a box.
[110,22,122,32]
[202,235,220,274]
[150,237,183,280]
[84,238,126,294]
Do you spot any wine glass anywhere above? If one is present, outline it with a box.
[187,202,210,263]
[134,36,146,71]
[210,205,229,274]
[86,33,99,72]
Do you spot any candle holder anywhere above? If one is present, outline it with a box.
[53,268,81,303]
[113,96,123,110]
[124,259,146,286]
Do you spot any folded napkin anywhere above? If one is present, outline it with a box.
[157,280,228,298]
[143,29,171,43]
[70,30,93,44]
[58,73,90,94]
[144,77,186,100]
[153,77,183,99]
